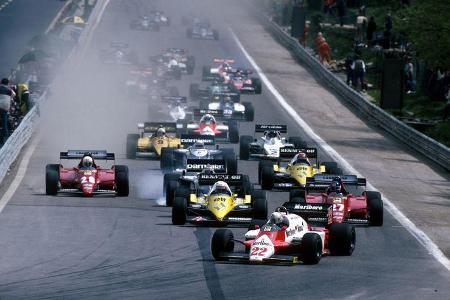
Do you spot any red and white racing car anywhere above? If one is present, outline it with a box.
[45,150,129,197]
[211,206,355,264]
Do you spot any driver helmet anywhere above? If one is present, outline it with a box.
[293,151,310,165]
[209,181,232,196]
[270,212,284,227]
[200,114,216,125]
[193,141,205,149]
[265,131,278,140]
[82,156,94,168]
[156,127,166,137]
[200,165,215,174]
[329,177,343,194]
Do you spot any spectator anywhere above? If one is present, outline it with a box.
[336,0,346,26]
[345,55,354,85]
[351,56,366,91]
[367,16,377,44]
[300,20,310,47]
[315,32,325,47]
[0,78,16,145]
[404,58,416,94]
[318,38,331,65]
[355,8,368,45]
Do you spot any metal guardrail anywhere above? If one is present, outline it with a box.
[253,11,450,171]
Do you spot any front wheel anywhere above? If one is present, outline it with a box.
[45,164,60,195]
[211,229,234,261]
[301,233,322,264]
[251,190,267,220]
[260,166,274,190]
[172,197,187,225]
[328,223,356,256]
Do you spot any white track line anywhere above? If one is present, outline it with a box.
[229,28,450,272]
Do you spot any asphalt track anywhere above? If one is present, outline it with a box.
[0,0,449,299]
[0,0,65,77]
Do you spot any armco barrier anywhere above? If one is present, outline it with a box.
[252,9,450,171]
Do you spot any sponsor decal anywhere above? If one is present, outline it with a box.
[181,138,214,144]
[228,217,251,221]
[294,204,324,210]
[187,164,224,170]
[253,239,271,247]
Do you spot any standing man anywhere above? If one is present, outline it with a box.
[0,78,15,145]
[351,56,366,91]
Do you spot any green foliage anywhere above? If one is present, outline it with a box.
[398,1,450,69]
[426,121,450,147]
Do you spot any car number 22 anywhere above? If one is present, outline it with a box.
[251,247,268,256]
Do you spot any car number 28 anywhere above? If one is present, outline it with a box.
[251,247,268,256]
[81,176,95,184]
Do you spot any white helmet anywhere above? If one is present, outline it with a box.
[82,156,93,168]
[156,127,166,137]
[209,181,232,196]
[200,114,216,125]
[270,212,284,226]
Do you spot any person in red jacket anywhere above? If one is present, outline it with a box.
[318,39,331,65]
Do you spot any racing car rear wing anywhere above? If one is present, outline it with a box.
[139,122,179,133]
[186,159,226,173]
[60,150,115,160]
[305,174,367,190]
[282,202,331,224]
[162,96,187,103]
[180,134,215,146]
[255,124,287,133]
[213,59,235,64]
[279,147,317,158]
[193,109,223,117]
[198,174,243,186]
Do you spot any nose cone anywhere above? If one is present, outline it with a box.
[250,235,275,262]
[81,183,94,197]
[208,195,233,220]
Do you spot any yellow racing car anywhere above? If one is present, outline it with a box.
[259,148,341,190]
[126,122,182,159]
[172,174,267,225]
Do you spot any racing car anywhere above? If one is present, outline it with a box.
[178,110,239,143]
[200,97,254,121]
[189,81,240,102]
[201,59,235,81]
[125,65,170,96]
[150,48,195,75]
[186,18,219,40]
[163,96,192,121]
[259,148,341,190]
[126,122,182,159]
[99,42,138,65]
[149,10,170,26]
[211,206,355,264]
[172,174,267,225]
[240,125,306,160]
[45,150,129,197]
[282,174,383,226]
[130,15,160,31]
[160,135,237,174]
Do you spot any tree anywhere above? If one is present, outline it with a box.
[399,0,450,69]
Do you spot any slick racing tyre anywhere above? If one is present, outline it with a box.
[252,77,262,94]
[126,134,139,159]
[322,161,341,175]
[289,189,306,203]
[172,197,187,225]
[301,233,323,264]
[189,83,199,99]
[211,229,234,261]
[222,148,237,174]
[160,148,175,172]
[45,164,60,195]
[251,190,267,220]
[242,102,254,121]
[366,191,383,226]
[228,121,239,143]
[328,223,356,256]
[239,135,253,160]
[164,173,181,207]
[261,166,275,190]
[115,165,129,196]
[258,160,272,184]
[288,136,307,149]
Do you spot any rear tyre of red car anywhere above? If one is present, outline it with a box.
[239,135,253,160]
[261,166,274,190]
[366,191,383,226]
[211,229,234,261]
[251,190,267,220]
[115,165,129,196]
[126,134,139,159]
[228,121,239,143]
[328,223,356,256]
[242,102,254,121]
[172,196,187,225]
[301,233,322,264]
[45,164,60,195]
[252,78,262,94]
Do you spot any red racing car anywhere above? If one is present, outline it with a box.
[45,150,129,197]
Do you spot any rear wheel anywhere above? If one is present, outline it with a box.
[251,190,267,220]
[172,197,187,225]
[164,173,181,206]
[288,136,307,149]
[328,223,356,256]
[366,191,383,226]
[189,83,199,99]
[126,134,139,159]
[322,162,339,174]
[301,233,322,264]
[211,229,234,261]
[222,148,237,174]
[252,77,262,94]
[187,56,195,74]
[242,102,254,121]
[115,165,129,196]
[239,135,253,160]
[261,166,274,190]
[45,164,59,195]
[258,160,272,184]
[289,189,306,202]
[213,30,219,40]
[228,121,239,143]
[202,66,211,80]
